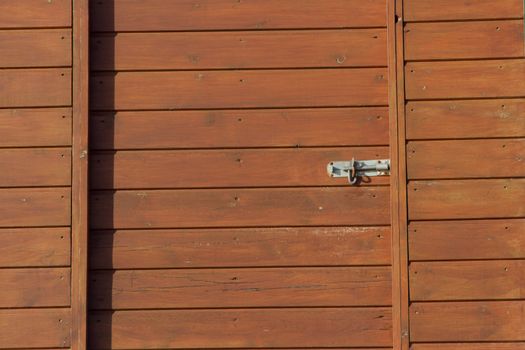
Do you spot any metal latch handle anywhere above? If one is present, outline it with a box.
[327,159,390,185]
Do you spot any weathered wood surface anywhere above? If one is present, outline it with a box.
[409,219,525,261]
[92,69,388,110]
[90,187,390,229]
[92,0,387,31]
[90,108,389,150]
[89,308,392,349]
[92,30,387,70]
[90,227,391,269]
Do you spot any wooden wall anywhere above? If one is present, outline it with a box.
[0,0,75,348]
[88,0,393,349]
[403,0,525,348]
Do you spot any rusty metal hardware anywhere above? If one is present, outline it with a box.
[327,159,390,185]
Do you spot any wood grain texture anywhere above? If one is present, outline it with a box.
[406,99,525,140]
[407,139,525,179]
[0,268,70,307]
[406,60,525,100]
[0,29,71,68]
[0,0,71,28]
[0,188,71,227]
[91,0,387,31]
[410,301,525,342]
[0,308,71,348]
[0,69,71,108]
[404,0,524,21]
[92,29,387,70]
[91,147,390,189]
[0,148,71,187]
[89,227,391,269]
[91,69,388,110]
[409,179,525,220]
[404,20,524,60]
[410,260,525,301]
[409,219,525,261]
[90,108,389,150]
[90,267,392,309]
[90,187,390,229]
[89,308,392,349]
[0,108,72,147]
[0,228,70,267]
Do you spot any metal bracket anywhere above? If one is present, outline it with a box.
[327,159,390,185]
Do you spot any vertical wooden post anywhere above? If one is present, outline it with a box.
[388,1,410,350]
[71,0,89,349]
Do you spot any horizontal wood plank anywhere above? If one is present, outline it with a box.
[406,60,525,100]
[90,267,391,309]
[0,0,71,28]
[0,69,71,108]
[89,227,391,269]
[90,108,389,150]
[404,20,524,60]
[0,308,71,348]
[91,0,387,31]
[91,147,389,189]
[0,268,70,307]
[0,148,71,187]
[0,108,72,147]
[409,179,525,220]
[91,69,388,110]
[409,219,525,261]
[404,0,523,21]
[0,227,70,267]
[0,29,71,68]
[407,139,525,179]
[410,260,525,301]
[89,308,392,348]
[406,99,525,140]
[90,188,390,229]
[0,188,71,227]
[92,29,387,70]
[411,301,525,342]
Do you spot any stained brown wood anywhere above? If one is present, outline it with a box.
[407,139,525,179]
[89,227,391,269]
[410,261,525,301]
[91,69,388,110]
[91,147,389,189]
[410,301,525,342]
[0,69,71,108]
[0,188,71,227]
[0,228,70,267]
[0,308,71,348]
[413,344,525,350]
[0,148,71,187]
[90,187,390,229]
[90,108,389,150]
[406,60,525,100]
[409,179,525,220]
[406,99,525,140]
[90,267,391,309]
[0,0,71,28]
[0,29,71,67]
[92,29,387,70]
[0,108,72,147]
[404,21,524,60]
[0,268,70,307]
[404,0,523,21]
[409,219,525,261]
[92,0,387,31]
[89,308,392,349]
